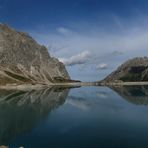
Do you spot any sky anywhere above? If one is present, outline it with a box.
[1,0,148,81]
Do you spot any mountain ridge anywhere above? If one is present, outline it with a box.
[101,57,148,84]
[0,24,70,85]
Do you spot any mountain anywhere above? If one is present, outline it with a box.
[0,24,70,85]
[101,57,148,83]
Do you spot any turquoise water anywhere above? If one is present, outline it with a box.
[0,86,148,148]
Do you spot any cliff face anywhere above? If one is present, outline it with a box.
[0,24,70,85]
[102,57,148,83]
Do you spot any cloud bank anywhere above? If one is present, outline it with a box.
[56,27,72,36]
[59,51,91,66]
[30,15,148,81]
[96,63,109,70]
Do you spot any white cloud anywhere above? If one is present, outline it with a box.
[30,15,148,81]
[59,51,91,66]
[96,63,108,70]
[56,27,72,35]
[112,50,124,55]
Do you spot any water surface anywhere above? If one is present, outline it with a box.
[0,86,148,148]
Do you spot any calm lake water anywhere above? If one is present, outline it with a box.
[0,85,148,148]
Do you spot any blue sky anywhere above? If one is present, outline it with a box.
[1,0,148,81]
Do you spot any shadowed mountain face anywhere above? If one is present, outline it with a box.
[111,85,148,105]
[0,24,70,85]
[0,87,69,145]
[102,57,148,82]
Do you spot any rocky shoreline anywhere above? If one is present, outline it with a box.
[0,82,97,90]
[99,81,148,86]
[1,81,148,90]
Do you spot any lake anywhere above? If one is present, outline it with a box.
[0,85,148,148]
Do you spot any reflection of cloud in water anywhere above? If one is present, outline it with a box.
[96,92,108,99]
[0,87,69,145]
[67,96,90,111]
[67,88,123,112]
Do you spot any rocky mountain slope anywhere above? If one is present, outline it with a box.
[102,57,148,83]
[0,24,70,85]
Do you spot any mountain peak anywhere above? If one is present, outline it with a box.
[102,56,148,83]
[0,24,70,85]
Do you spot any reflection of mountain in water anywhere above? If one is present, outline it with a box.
[0,87,69,145]
[111,85,148,105]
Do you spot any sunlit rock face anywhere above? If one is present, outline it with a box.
[102,57,148,82]
[0,24,70,85]
[0,87,69,145]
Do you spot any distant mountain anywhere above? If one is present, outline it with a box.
[0,24,70,85]
[101,57,148,83]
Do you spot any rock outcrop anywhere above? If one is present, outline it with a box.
[0,24,70,85]
[102,57,148,83]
